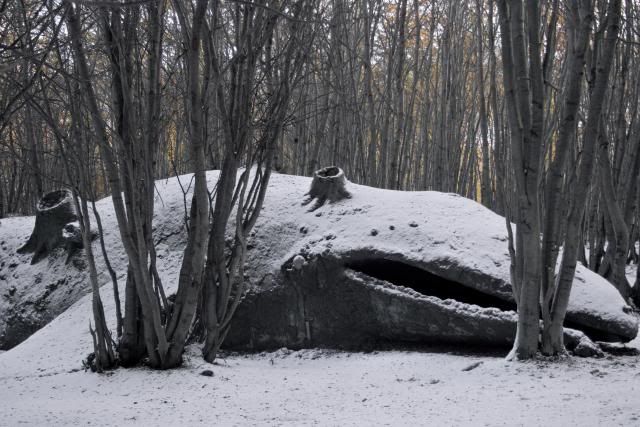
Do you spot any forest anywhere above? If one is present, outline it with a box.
[3,0,640,424]
[1,0,640,373]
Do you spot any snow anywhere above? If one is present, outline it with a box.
[1,170,640,425]
[2,171,636,348]
[1,345,640,425]
[627,264,637,287]
[245,174,637,336]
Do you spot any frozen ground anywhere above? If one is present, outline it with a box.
[1,343,640,426]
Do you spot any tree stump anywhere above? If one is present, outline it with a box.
[17,189,89,264]
[302,166,352,212]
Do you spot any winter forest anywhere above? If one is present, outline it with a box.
[1,0,640,425]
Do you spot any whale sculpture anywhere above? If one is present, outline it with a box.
[0,170,637,356]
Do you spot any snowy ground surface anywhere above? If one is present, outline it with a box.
[1,343,640,426]
[1,171,640,425]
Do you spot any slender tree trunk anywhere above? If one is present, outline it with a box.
[540,0,591,355]
[597,131,631,299]
[545,0,621,354]
[498,0,543,360]
[475,0,492,208]
[163,0,211,367]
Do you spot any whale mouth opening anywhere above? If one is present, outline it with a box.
[345,258,515,311]
[345,257,625,343]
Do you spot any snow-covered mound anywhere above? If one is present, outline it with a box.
[0,173,188,350]
[0,171,637,357]
[223,174,637,350]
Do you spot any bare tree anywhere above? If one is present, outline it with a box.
[200,0,319,363]
[498,0,622,358]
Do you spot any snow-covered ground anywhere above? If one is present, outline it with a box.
[1,344,640,426]
[1,171,640,426]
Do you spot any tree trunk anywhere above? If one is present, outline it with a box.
[597,132,631,299]
[540,0,591,355]
[118,265,146,366]
[17,189,82,264]
[302,166,352,211]
[475,0,492,209]
[543,0,621,354]
[75,191,116,372]
[498,0,543,360]
[162,0,211,368]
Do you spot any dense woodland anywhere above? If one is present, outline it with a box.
[1,0,639,367]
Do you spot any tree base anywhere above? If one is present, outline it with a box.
[302,166,351,211]
[17,189,96,264]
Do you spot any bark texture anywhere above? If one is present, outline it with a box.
[17,189,88,264]
[302,166,352,211]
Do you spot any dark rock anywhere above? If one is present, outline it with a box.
[226,255,519,351]
[599,342,640,356]
[573,341,604,358]
[1,311,42,350]
[200,370,214,377]
[462,361,483,371]
[226,252,633,356]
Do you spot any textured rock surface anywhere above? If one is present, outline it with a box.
[226,254,519,350]
[226,253,606,356]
